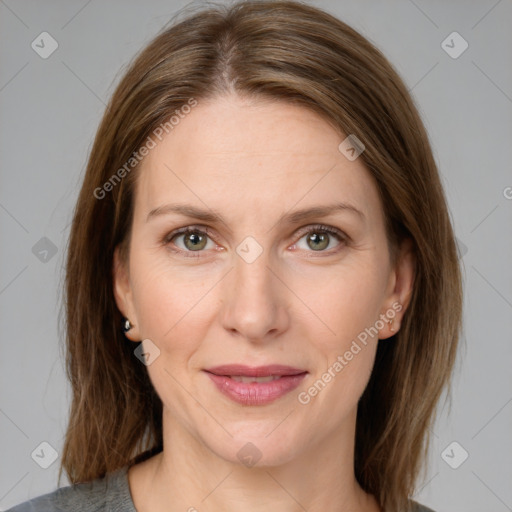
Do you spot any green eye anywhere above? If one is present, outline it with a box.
[181,231,208,251]
[163,223,346,259]
[166,227,214,256]
[294,225,345,253]
[306,231,330,251]
[162,226,215,257]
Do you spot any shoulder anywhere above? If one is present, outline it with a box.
[5,466,135,512]
[408,499,437,512]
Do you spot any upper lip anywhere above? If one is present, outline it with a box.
[204,364,308,377]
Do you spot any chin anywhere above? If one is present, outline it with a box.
[203,423,304,469]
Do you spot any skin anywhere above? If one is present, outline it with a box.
[113,93,415,512]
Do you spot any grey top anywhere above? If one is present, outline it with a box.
[6,465,436,512]
[5,466,136,512]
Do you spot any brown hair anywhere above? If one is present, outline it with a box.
[59,1,463,510]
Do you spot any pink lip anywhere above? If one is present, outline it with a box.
[203,365,308,406]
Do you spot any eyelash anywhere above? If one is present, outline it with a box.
[161,224,348,259]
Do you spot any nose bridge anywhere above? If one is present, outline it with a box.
[220,239,287,340]
[234,244,273,297]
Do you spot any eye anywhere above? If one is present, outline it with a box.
[162,224,347,258]
[163,226,217,257]
[291,224,346,254]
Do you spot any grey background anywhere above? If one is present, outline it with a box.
[1,0,511,511]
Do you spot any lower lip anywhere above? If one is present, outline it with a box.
[204,371,307,405]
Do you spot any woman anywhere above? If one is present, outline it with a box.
[7,1,462,511]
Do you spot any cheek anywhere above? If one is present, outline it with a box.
[296,263,383,427]
[129,252,215,410]
[295,255,388,418]
[130,249,214,340]
[291,254,388,350]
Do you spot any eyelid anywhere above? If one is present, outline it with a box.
[293,224,347,242]
[161,225,212,242]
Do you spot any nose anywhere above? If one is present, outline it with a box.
[220,248,290,343]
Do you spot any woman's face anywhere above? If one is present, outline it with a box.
[114,94,413,466]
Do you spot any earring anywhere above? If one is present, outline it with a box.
[388,318,395,333]
[123,318,134,333]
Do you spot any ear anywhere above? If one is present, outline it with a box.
[378,238,415,340]
[113,245,140,342]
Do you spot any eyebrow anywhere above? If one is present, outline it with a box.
[146,202,365,225]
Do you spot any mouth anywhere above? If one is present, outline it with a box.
[228,375,283,383]
[204,364,308,378]
[203,364,308,405]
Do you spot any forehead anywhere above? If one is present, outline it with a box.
[133,95,382,226]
